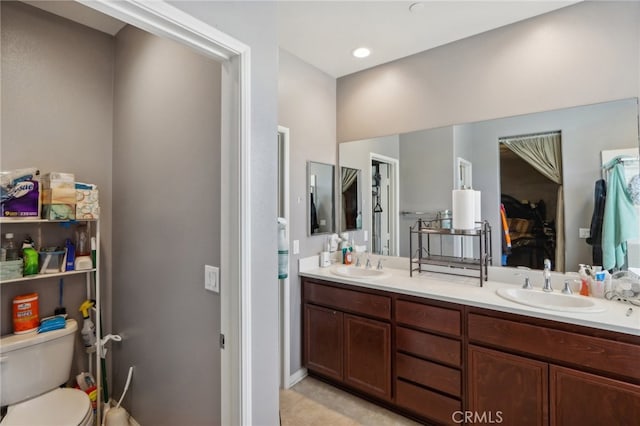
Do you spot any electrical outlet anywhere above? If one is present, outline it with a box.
[293,240,300,254]
[579,228,591,239]
[364,230,368,242]
[205,265,219,293]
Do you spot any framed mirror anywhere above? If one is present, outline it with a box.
[307,161,335,235]
[340,166,362,231]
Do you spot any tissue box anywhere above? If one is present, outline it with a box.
[41,172,76,204]
[41,172,75,220]
[0,168,41,218]
[75,183,99,219]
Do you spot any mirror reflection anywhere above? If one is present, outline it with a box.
[308,161,335,235]
[340,166,361,232]
[339,98,640,271]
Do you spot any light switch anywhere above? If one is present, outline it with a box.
[205,265,219,293]
[579,228,590,239]
[364,230,368,242]
[293,240,300,254]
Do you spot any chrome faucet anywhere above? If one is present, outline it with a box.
[515,267,532,289]
[365,256,372,269]
[376,259,384,270]
[542,259,553,292]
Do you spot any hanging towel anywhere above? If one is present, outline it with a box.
[602,163,640,270]
[586,179,606,266]
[310,193,319,233]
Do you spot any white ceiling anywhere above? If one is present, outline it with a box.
[23,0,579,79]
[277,1,581,78]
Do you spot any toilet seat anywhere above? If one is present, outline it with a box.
[1,388,93,426]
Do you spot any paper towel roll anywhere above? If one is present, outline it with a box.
[452,189,476,230]
[474,190,482,223]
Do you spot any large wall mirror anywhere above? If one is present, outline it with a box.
[340,97,640,272]
[340,166,362,232]
[307,161,335,235]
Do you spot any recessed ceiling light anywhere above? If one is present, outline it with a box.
[352,47,371,58]
[409,2,425,13]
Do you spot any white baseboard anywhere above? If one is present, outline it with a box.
[287,368,308,388]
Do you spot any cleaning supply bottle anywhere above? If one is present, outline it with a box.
[21,237,38,276]
[578,264,591,296]
[78,300,96,349]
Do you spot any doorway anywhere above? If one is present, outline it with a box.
[65,1,251,424]
[369,154,399,256]
[499,140,560,270]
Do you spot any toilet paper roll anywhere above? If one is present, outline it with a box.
[474,190,482,223]
[452,189,476,230]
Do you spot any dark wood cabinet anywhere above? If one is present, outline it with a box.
[394,296,464,425]
[304,304,343,381]
[303,279,392,401]
[302,277,640,426]
[468,345,548,426]
[344,314,391,399]
[467,308,640,426]
[550,365,640,426]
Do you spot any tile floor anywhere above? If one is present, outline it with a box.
[279,377,422,426]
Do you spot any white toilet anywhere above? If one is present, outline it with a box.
[0,319,94,426]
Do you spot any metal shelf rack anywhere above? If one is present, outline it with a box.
[409,218,492,286]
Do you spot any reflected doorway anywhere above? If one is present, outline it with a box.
[370,154,399,256]
[499,137,561,270]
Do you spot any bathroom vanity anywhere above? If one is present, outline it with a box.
[300,267,640,425]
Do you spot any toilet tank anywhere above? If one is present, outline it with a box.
[0,319,78,407]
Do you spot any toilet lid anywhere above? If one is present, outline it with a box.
[1,388,91,426]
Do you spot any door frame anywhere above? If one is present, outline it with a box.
[277,126,291,389]
[369,153,399,256]
[77,1,252,424]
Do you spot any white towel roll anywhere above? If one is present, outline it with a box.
[452,189,476,230]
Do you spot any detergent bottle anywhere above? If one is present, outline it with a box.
[78,300,96,348]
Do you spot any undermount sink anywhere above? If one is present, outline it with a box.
[330,265,391,280]
[496,287,606,313]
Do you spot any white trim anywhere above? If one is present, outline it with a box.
[76,2,252,424]
[288,368,308,388]
[277,126,292,389]
[369,153,400,256]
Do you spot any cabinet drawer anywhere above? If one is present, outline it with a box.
[396,326,461,367]
[396,299,461,336]
[468,313,640,381]
[396,379,461,426]
[396,352,461,397]
[304,281,391,320]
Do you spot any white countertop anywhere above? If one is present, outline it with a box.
[299,258,640,337]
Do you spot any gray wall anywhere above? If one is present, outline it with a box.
[398,127,455,257]
[278,49,336,375]
[112,25,221,425]
[0,0,114,376]
[170,2,280,423]
[337,1,640,142]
